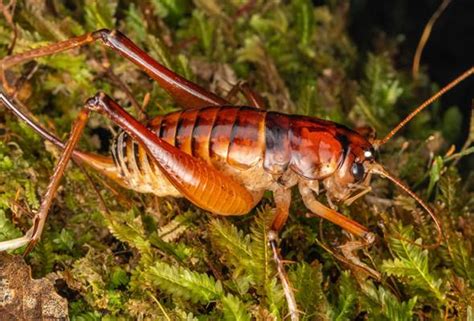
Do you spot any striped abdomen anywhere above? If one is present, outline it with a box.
[147,106,267,169]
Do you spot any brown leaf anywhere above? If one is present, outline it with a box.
[0,253,68,321]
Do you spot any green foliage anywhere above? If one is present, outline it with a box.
[221,294,251,321]
[210,210,284,318]
[143,260,224,303]
[289,262,331,320]
[354,53,404,132]
[0,209,22,242]
[382,224,445,304]
[330,271,357,321]
[360,281,417,321]
[0,1,472,320]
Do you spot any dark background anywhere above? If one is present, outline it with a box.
[349,0,473,147]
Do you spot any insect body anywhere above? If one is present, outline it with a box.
[111,106,373,206]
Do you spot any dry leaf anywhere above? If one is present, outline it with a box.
[0,253,68,321]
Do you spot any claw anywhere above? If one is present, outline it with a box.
[338,238,381,280]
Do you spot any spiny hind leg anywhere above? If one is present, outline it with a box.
[0,29,227,108]
[0,93,90,254]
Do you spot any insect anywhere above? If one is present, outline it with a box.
[0,29,472,320]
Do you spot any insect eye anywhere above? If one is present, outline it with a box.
[351,162,365,182]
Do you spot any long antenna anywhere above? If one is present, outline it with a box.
[375,66,474,147]
[370,163,443,249]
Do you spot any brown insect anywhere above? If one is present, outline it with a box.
[0,29,472,319]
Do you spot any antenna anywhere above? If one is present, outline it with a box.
[370,163,443,249]
[375,66,474,147]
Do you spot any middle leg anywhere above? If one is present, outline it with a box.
[269,187,299,320]
[225,81,266,109]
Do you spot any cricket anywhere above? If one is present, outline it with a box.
[0,1,472,320]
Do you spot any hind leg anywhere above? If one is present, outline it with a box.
[0,93,90,254]
[0,29,227,109]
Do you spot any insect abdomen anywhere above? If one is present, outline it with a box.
[149,106,267,168]
[112,107,268,194]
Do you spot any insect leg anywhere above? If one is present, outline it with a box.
[268,230,299,321]
[0,29,228,109]
[225,81,266,109]
[85,92,256,215]
[267,187,299,320]
[271,187,291,231]
[299,182,379,277]
[0,92,129,189]
[0,93,90,254]
[299,182,374,241]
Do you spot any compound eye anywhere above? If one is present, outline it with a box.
[351,162,365,182]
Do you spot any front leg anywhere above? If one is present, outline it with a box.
[298,181,379,278]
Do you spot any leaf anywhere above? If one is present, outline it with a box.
[445,235,474,286]
[360,281,417,321]
[289,261,331,320]
[382,224,445,303]
[24,180,39,210]
[210,211,284,317]
[104,209,154,265]
[191,10,214,56]
[84,0,118,30]
[151,0,189,21]
[52,228,75,252]
[0,210,22,243]
[109,267,130,289]
[221,294,251,321]
[427,156,444,196]
[293,0,314,49]
[354,53,403,132]
[331,271,357,321]
[249,210,284,317]
[0,253,68,319]
[209,219,253,278]
[437,167,461,214]
[143,260,224,304]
